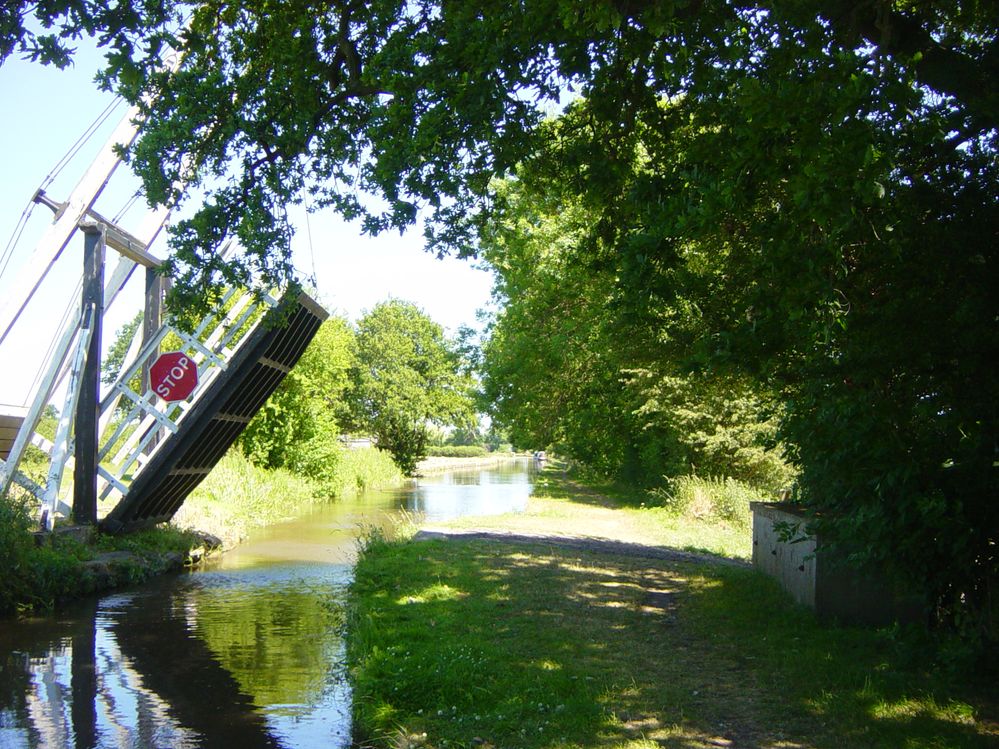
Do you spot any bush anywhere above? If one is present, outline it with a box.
[648,475,767,528]
[426,445,488,458]
[0,496,134,614]
[0,492,35,614]
[322,446,404,497]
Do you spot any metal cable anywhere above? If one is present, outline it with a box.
[1,97,124,281]
[24,276,84,405]
[113,190,143,223]
[0,199,35,278]
[41,96,123,191]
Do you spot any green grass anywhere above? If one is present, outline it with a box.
[348,535,997,749]
[174,446,403,547]
[0,490,211,615]
[435,470,757,560]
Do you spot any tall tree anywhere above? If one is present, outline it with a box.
[480,168,791,489]
[3,1,994,309]
[349,300,475,474]
[5,0,996,635]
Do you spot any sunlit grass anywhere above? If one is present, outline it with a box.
[625,506,752,558]
[397,583,466,605]
[432,470,754,560]
[348,537,996,749]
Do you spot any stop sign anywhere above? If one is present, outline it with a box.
[150,351,199,402]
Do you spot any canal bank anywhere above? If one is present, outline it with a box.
[0,452,524,617]
[0,518,223,617]
[0,458,539,747]
[348,471,999,749]
[415,452,526,475]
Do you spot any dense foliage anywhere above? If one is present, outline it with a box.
[425,445,488,459]
[480,173,794,490]
[240,315,356,489]
[5,0,995,635]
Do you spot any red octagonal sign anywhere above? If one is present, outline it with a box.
[150,351,198,402]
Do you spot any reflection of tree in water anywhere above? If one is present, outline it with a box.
[0,578,347,748]
[186,580,347,713]
[449,473,483,486]
[0,649,35,740]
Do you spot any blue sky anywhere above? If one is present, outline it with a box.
[0,42,495,405]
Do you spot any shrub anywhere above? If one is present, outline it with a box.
[648,475,767,528]
[321,446,404,497]
[0,492,34,614]
[426,445,488,458]
[0,497,100,614]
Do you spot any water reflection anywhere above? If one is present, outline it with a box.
[0,459,532,748]
[407,464,534,521]
[0,573,347,749]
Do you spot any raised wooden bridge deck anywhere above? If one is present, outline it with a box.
[0,406,27,461]
[100,292,327,533]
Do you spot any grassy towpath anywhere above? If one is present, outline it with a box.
[420,471,754,561]
[347,471,997,749]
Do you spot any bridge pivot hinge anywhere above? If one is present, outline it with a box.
[32,189,67,219]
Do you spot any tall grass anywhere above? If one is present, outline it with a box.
[174,446,403,547]
[0,491,38,613]
[324,446,404,497]
[648,474,766,528]
[628,474,771,559]
[173,450,317,545]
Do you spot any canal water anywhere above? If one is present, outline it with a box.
[0,459,536,749]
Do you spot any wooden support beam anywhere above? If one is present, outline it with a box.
[142,268,166,454]
[73,225,105,526]
[86,207,165,268]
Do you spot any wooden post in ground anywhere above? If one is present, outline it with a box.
[73,225,105,526]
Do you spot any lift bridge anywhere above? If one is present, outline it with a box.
[0,99,327,534]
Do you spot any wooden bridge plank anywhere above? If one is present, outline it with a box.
[0,405,27,461]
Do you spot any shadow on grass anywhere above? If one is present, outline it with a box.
[416,530,750,569]
[531,469,642,510]
[349,537,996,749]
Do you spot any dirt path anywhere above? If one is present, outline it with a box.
[414,529,750,569]
[418,471,753,561]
